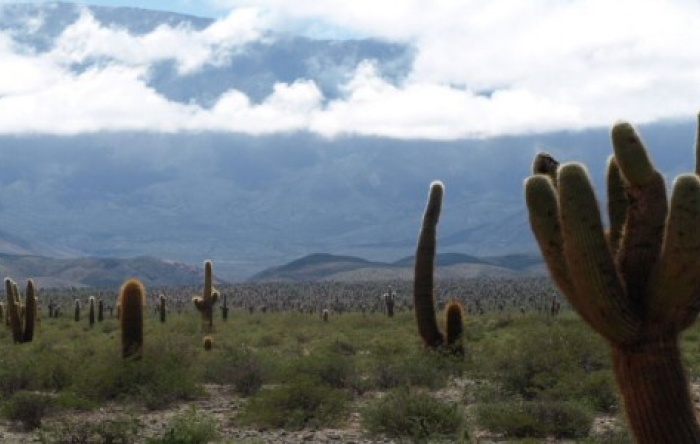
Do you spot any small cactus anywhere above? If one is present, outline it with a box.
[74,299,80,322]
[193,260,219,334]
[98,299,104,322]
[413,181,465,353]
[384,290,395,318]
[203,335,213,351]
[525,117,700,443]
[220,293,229,321]
[119,279,145,360]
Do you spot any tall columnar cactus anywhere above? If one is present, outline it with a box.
[220,293,229,321]
[5,278,23,343]
[88,296,96,328]
[159,293,166,323]
[525,119,700,443]
[413,181,465,353]
[119,279,145,360]
[98,299,104,322]
[22,280,36,343]
[74,299,80,322]
[193,260,219,333]
[384,291,395,318]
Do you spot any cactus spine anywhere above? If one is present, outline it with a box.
[525,119,700,443]
[193,260,219,334]
[119,279,145,360]
[413,181,465,353]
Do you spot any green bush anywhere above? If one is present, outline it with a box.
[199,344,264,397]
[240,379,349,430]
[2,391,54,430]
[370,350,460,390]
[476,400,593,439]
[361,388,466,442]
[474,320,615,411]
[73,333,201,409]
[146,407,219,444]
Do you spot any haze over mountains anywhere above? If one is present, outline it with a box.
[0,3,697,282]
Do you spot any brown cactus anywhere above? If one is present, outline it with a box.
[525,117,700,443]
[413,181,465,353]
[119,279,145,360]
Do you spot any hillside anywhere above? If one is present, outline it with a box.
[249,252,545,282]
[0,254,211,288]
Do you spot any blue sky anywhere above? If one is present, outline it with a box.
[1,0,700,138]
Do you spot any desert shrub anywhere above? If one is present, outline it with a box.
[476,400,593,439]
[38,414,139,443]
[146,407,218,444]
[1,391,54,430]
[0,351,39,397]
[73,333,201,409]
[240,379,349,430]
[474,320,615,411]
[199,344,264,397]
[361,388,465,442]
[288,352,360,391]
[370,349,460,390]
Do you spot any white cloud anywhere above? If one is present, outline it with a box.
[50,7,267,74]
[1,1,700,138]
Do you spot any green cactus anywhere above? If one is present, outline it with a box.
[203,335,213,351]
[413,181,465,353]
[119,279,145,360]
[74,299,80,322]
[193,260,219,334]
[4,278,37,344]
[525,119,700,443]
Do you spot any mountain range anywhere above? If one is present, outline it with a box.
[0,3,697,282]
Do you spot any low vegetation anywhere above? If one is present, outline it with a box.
[2,276,693,441]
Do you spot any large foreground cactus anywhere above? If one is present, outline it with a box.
[4,278,37,344]
[413,181,465,354]
[525,118,700,443]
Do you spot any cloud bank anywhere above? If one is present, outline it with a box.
[1,0,700,139]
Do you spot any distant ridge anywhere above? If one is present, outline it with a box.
[249,252,545,282]
[0,254,216,288]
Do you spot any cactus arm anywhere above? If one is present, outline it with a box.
[606,156,628,254]
[524,175,576,298]
[413,181,445,347]
[557,163,639,343]
[648,175,700,325]
[532,152,559,184]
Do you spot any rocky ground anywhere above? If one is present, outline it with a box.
[0,380,634,443]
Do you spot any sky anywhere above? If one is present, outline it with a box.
[1,0,700,139]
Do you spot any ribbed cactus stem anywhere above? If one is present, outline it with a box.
[119,279,145,360]
[22,280,36,343]
[5,278,22,343]
[613,340,700,443]
[414,181,445,348]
